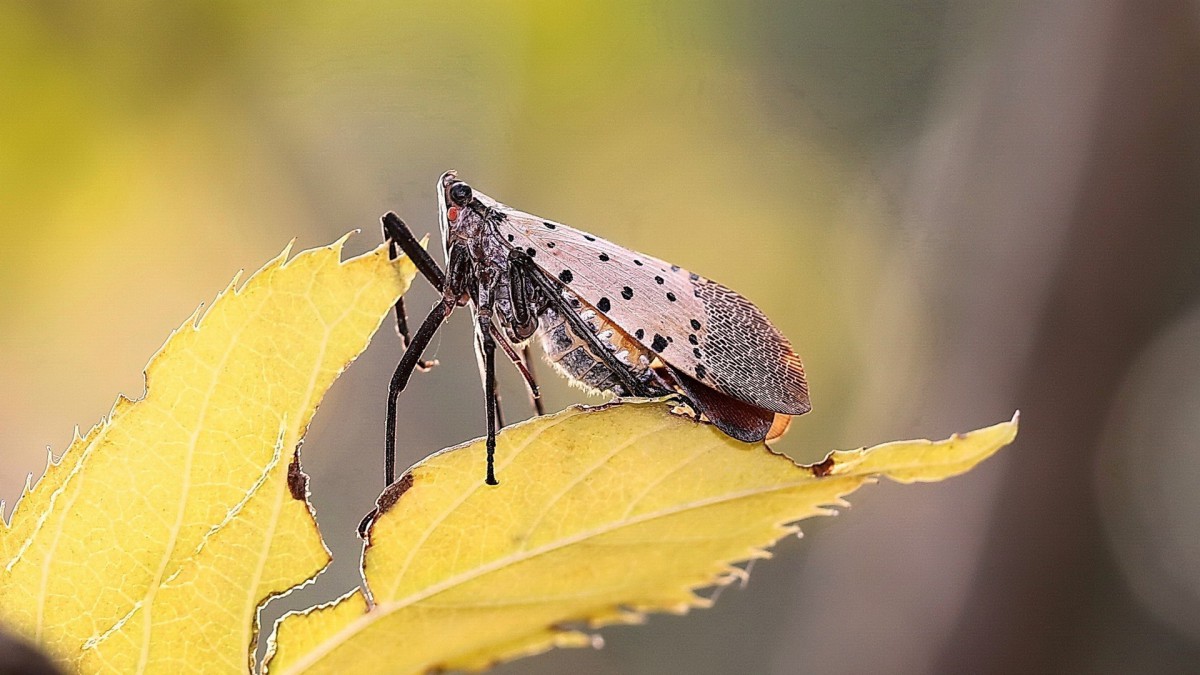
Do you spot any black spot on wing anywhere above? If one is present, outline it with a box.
[558,269,574,284]
[635,328,645,340]
[544,221,556,229]
[651,334,668,352]
[599,253,610,262]
[695,363,708,379]
[654,275,665,285]
[598,297,611,312]
[526,247,537,257]
[691,319,702,330]
[621,286,634,300]
[666,292,676,302]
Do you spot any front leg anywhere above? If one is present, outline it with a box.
[382,213,443,370]
[382,212,445,288]
[361,296,454,540]
[385,298,453,486]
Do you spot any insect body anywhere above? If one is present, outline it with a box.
[381,171,810,488]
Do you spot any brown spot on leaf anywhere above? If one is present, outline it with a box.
[811,455,835,478]
[287,452,308,500]
[378,472,416,517]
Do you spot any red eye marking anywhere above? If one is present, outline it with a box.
[447,206,460,221]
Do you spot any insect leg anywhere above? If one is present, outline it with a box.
[522,345,546,416]
[382,213,443,370]
[493,386,505,429]
[507,261,545,415]
[385,298,452,486]
[477,312,500,486]
[474,328,506,429]
[381,212,445,288]
[488,327,541,404]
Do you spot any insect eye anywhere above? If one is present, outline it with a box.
[448,182,473,206]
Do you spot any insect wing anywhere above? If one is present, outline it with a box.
[475,190,810,416]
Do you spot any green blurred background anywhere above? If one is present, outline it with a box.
[3,1,1200,673]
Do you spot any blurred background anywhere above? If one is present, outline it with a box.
[3,1,1199,673]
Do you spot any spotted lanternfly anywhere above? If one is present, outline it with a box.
[380,171,810,488]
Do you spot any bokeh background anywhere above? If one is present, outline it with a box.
[3,1,1200,673]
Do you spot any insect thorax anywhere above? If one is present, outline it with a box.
[536,291,666,398]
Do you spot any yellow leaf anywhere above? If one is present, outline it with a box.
[265,402,1017,674]
[0,236,416,672]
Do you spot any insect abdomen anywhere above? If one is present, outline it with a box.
[537,296,663,397]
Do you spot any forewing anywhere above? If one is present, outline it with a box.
[477,191,810,416]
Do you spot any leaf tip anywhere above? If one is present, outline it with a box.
[332,230,359,251]
[109,394,136,421]
[716,565,751,587]
[218,269,246,300]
